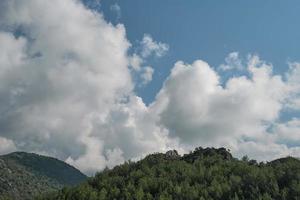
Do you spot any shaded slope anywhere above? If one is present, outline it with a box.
[0,152,87,200]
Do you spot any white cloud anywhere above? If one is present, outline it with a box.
[129,54,154,86]
[233,141,300,161]
[129,53,143,71]
[0,0,300,175]
[129,35,169,85]
[0,32,26,74]
[154,58,284,144]
[285,62,300,110]
[141,34,169,58]
[105,148,125,168]
[0,0,135,174]
[219,52,243,71]
[0,0,176,175]
[141,66,154,85]
[0,137,16,155]
[151,56,300,160]
[273,119,300,145]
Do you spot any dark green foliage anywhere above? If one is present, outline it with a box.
[5,152,87,186]
[38,147,300,200]
[0,152,87,200]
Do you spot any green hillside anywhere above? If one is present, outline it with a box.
[38,147,300,200]
[0,152,87,200]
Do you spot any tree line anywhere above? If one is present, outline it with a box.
[36,147,300,200]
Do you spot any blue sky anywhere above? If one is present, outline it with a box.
[97,0,300,104]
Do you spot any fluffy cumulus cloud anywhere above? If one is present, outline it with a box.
[0,0,175,175]
[151,55,300,160]
[67,96,180,173]
[0,0,130,173]
[0,0,300,175]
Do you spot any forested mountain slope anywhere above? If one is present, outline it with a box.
[0,152,87,200]
[38,147,300,200]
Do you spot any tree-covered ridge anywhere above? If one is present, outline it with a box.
[38,147,300,200]
[5,152,87,186]
[0,152,87,200]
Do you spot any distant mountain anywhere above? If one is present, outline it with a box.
[0,152,87,200]
[39,147,300,200]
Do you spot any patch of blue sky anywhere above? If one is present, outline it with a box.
[83,0,300,109]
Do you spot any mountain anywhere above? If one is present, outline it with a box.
[0,152,87,200]
[39,147,300,200]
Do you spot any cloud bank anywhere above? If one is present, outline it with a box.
[153,57,300,160]
[0,0,133,174]
[0,0,299,175]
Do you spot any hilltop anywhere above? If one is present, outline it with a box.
[38,147,300,200]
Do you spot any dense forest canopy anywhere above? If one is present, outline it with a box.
[37,147,300,200]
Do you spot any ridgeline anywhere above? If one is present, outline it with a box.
[37,147,300,200]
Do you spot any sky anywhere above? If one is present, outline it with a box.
[98,0,300,104]
[0,0,300,175]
